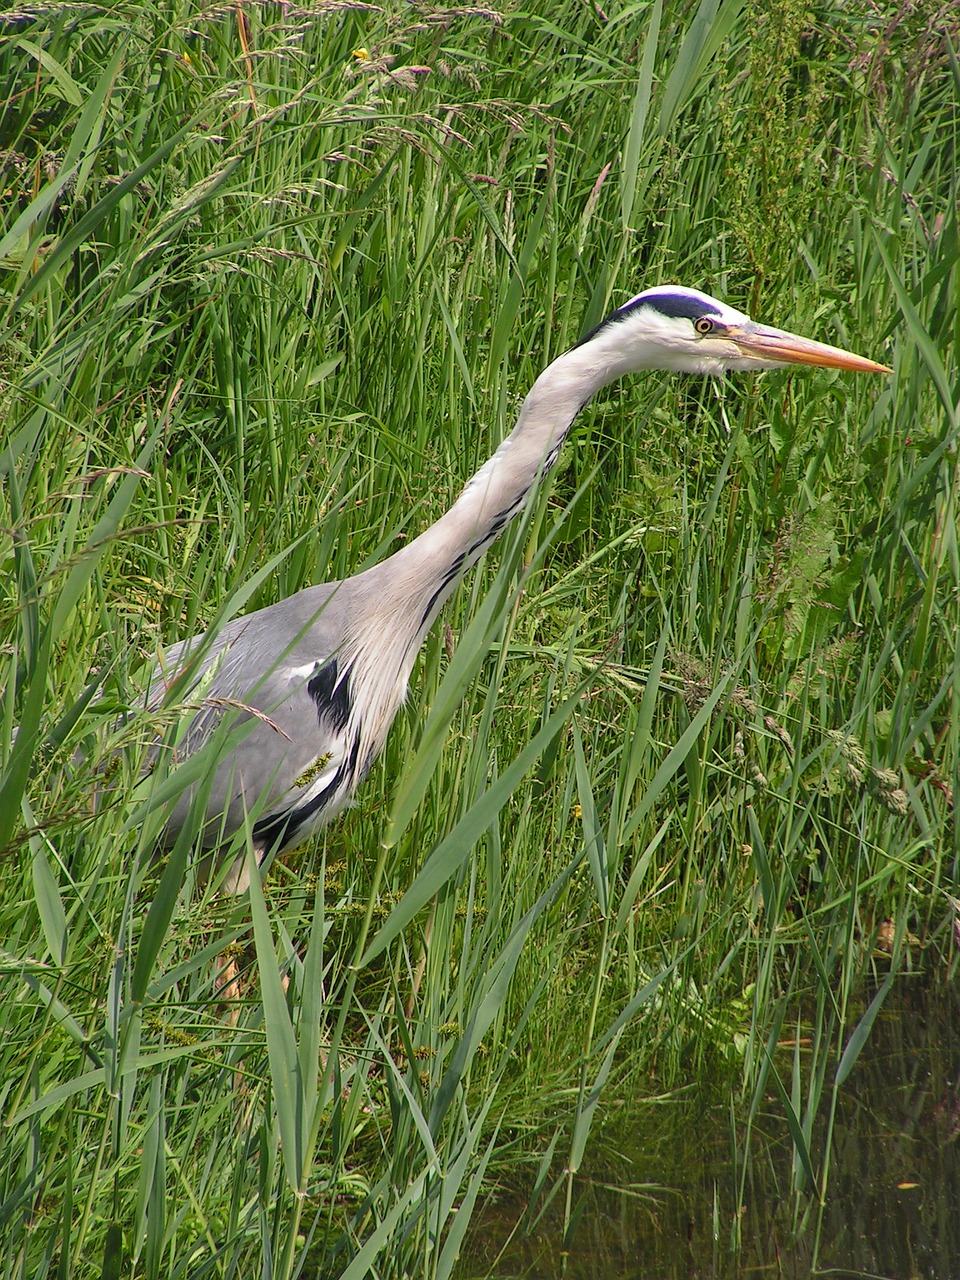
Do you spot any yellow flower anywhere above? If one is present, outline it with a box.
[352,47,371,61]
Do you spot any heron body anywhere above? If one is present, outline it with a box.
[151,286,887,886]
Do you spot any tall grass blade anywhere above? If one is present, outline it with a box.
[658,0,748,134]
[620,0,661,230]
[364,686,584,965]
[25,797,68,968]
[834,961,899,1089]
[246,845,305,1194]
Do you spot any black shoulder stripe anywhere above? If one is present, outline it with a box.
[307,657,352,733]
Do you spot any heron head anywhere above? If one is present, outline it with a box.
[581,285,890,377]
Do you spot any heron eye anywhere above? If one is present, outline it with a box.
[694,316,715,335]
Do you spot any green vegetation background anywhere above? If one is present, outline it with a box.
[1,0,957,1276]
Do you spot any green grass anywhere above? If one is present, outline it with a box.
[1,1,957,1276]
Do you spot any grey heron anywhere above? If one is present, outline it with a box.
[149,285,888,888]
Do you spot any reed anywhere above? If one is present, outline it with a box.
[1,1,956,1275]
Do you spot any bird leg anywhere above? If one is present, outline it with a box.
[213,840,264,1025]
[215,940,247,1026]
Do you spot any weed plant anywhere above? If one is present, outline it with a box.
[0,1,957,1277]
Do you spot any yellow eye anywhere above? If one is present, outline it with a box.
[694,317,715,335]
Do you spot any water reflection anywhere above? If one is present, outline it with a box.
[458,979,960,1279]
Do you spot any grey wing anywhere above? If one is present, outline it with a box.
[148,582,358,851]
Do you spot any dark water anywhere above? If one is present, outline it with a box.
[458,978,960,1279]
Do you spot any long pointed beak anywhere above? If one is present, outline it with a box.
[726,322,891,374]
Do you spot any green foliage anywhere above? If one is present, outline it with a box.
[1,1,958,1276]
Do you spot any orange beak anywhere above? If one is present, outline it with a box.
[725,322,891,373]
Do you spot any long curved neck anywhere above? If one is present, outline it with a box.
[378,339,635,636]
[334,327,646,779]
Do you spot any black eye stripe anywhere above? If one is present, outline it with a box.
[627,291,724,321]
[573,288,729,348]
